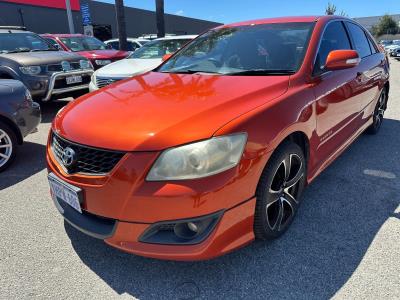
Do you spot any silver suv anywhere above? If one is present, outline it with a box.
[0,27,93,101]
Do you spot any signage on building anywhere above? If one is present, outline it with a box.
[3,0,81,11]
[83,25,94,37]
[80,3,91,26]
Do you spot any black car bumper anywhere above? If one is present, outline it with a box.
[15,101,41,138]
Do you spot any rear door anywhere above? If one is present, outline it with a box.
[344,21,385,117]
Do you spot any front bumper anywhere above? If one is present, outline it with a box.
[23,70,93,101]
[46,137,269,260]
[43,70,93,101]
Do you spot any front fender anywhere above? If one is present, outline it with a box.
[214,85,317,194]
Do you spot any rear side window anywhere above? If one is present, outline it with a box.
[44,38,59,48]
[314,21,351,74]
[367,35,377,54]
[346,22,372,58]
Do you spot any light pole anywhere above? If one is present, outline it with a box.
[65,0,75,34]
[115,0,128,51]
[156,0,165,38]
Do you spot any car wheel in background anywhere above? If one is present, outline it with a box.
[366,89,388,135]
[0,121,17,172]
[254,141,306,240]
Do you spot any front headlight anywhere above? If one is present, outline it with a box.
[95,59,112,66]
[79,59,92,69]
[19,66,42,75]
[147,133,247,181]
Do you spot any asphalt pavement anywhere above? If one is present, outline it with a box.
[0,59,399,300]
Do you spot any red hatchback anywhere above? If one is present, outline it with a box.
[47,16,390,261]
[41,34,129,69]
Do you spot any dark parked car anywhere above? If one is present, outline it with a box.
[0,79,41,172]
[0,27,93,102]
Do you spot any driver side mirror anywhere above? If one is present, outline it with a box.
[162,53,173,61]
[325,50,360,70]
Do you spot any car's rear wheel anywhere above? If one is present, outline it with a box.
[0,121,17,172]
[366,88,388,135]
[254,142,306,239]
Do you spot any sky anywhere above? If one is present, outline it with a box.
[97,0,400,24]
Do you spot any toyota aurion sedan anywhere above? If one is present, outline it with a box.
[47,16,390,261]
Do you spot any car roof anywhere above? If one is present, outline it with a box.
[105,38,150,43]
[0,29,32,34]
[219,15,330,28]
[155,35,198,41]
[41,33,86,38]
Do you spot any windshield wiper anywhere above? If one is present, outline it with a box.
[161,69,222,75]
[224,69,296,76]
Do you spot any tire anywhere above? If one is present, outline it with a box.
[254,141,306,240]
[366,88,388,135]
[0,121,18,172]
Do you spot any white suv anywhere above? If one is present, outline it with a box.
[89,35,197,91]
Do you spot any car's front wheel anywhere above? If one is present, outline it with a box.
[0,121,17,172]
[254,141,306,239]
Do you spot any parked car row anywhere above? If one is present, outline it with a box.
[379,39,400,57]
[0,26,198,171]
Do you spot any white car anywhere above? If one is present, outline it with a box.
[384,40,400,52]
[104,38,150,52]
[89,35,197,91]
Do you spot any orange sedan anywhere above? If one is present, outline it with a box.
[46,16,390,260]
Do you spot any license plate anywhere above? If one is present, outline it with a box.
[48,173,82,213]
[66,75,82,85]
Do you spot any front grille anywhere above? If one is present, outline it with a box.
[52,133,125,175]
[47,62,82,72]
[53,74,91,89]
[96,77,122,89]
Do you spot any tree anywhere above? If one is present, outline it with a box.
[156,0,165,38]
[325,2,337,15]
[371,14,399,36]
[115,0,128,51]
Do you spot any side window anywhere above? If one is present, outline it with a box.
[44,38,60,49]
[367,35,377,54]
[314,21,351,74]
[346,22,372,58]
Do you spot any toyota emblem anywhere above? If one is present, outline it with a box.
[61,147,76,167]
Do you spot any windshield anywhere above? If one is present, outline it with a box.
[60,36,108,51]
[129,39,192,59]
[0,33,56,53]
[158,23,315,75]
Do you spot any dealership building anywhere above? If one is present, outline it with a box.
[0,0,221,38]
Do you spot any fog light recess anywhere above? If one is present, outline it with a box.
[139,211,223,245]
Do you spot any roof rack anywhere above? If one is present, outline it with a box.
[0,26,27,31]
